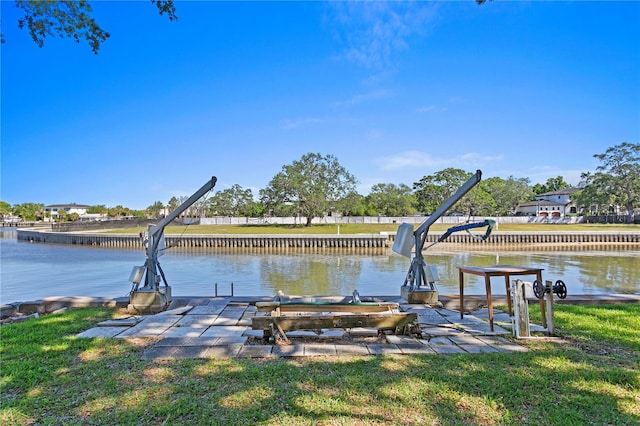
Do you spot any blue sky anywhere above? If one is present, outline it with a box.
[2,1,638,210]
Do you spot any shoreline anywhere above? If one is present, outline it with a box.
[3,293,639,321]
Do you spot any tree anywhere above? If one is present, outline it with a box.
[208,184,256,216]
[86,204,107,214]
[12,203,43,221]
[260,153,357,226]
[413,168,472,214]
[532,176,570,195]
[484,176,533,216]
[166,196,179,211]
[337,191,368,216]
[0,201,12,219]
[366,183,416,216]
[4,0,177,54]
[580,142,640,217]
[147,201,165,218]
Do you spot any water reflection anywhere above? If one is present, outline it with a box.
[1,229,638,304]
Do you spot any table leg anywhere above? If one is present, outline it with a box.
[485,275,494,331]
[504,275,512,316]
[459,269,464,319]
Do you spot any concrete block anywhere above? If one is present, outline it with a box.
[214,336,248,345]
[304,344,337,356]
[200,326,247,337]
[349,327,379,337]
[335,344,370,356]
[458,344,499,354]
[170,346,211,359]
[237,345,275,358]
[204,345,243,359]
[366,344,402,355]
[16,301,45,315]
[1,304,17,319]
[77,327,126,338]
[142,346,178,360]
[398,345,436,355]
[431,345,466,354]
[272,344,305,357]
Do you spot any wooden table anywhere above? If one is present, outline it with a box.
[457,265,544,331]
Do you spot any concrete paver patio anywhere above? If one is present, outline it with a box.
[75,296,534,360]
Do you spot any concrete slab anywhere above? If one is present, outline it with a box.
[458,344,499,354]
[448,335,486,345]
[154,337,220,347]
[366,344,402,355]
[204,345,243,359]
[189,305,226,315]
[287,330,319,338]
[304,344,337,356]
[430,344,466,355]
[153,306,194,316]
[214,336,248,345]
[174,315,219,328]
[319,329,346,339]
[272,344,305,357]
[212,316,240,326]
[428,336,455,346]
[170,346,211,359]
[335,344,370,356]
[416,312,450,325]
[77,327,126,338]
[420,326,464,337]
[398,344,436,355]
[200,326,247,337]
[97,317,140,327]
[385,335,424,346]
[237,345,275,358]
[142,346,178,360]
[243,329,265,338]
[349,327,379,337]
[160,326,206,338]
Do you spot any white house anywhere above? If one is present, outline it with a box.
[515,188,580,218]
[44,203,91,221]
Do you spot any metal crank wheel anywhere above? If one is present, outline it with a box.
[554,280,567,299]
[532,280,545,299]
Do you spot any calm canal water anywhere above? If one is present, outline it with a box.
[1,229,638,304]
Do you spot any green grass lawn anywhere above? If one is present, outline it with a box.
[1,304,638,425]
[106,222,640,235]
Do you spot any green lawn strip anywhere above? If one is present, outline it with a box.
[104,223,640,235]
[1,305,638,425]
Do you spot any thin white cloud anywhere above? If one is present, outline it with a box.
[326,1,438,72]
[416,104,448,113]
[280,117,323,130]
[377,150,504,171]
[333,89,392,107]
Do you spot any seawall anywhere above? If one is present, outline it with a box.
[15,229,640,248]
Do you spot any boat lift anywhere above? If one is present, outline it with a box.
[128,177,217,313]
[392,170,495,303]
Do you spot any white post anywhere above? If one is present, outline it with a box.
[511,279,530,338]
[545,280,555,335]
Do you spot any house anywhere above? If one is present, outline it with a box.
[44,203,91,221]
[515,187,580,218]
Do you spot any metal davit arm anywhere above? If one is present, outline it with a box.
[414,170,482,252]
[142,176,218,290]
[403,170,483,291]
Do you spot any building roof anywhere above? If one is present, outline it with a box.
[537,187,580,197]
[518,200,564,208]
[44,204,92,209]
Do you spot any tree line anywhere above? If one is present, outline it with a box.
[2,142,637,224]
